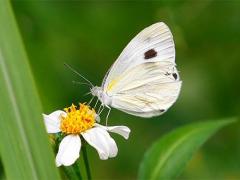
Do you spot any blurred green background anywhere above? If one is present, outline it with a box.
[8,0,240,179]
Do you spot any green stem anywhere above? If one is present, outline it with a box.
[73,160,83,180]
[82,145,92,180]
[63,166,81,180]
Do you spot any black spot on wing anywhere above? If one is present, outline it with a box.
[165,72,170,76]
[160,109,165,112]
[172,73,178,80]
[144,49,157,59]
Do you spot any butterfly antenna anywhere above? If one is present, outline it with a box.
[72,81,92,87]
[64,63,94,87]
[84,92,92,96]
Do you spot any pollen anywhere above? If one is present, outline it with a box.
[60,103,96,134]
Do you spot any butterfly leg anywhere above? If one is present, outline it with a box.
[97,104,102,114]
[87,96,95,105]
[97,104,105,115]
[94,99,99,109]
[98,105,105,115]
[105,105,111,126]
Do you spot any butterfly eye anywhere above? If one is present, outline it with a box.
[144,49,157,59]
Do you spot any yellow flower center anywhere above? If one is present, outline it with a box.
[60,103,96,134]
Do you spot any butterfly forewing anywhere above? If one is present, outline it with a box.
[103,22,175,92]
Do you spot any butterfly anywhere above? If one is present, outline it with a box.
[67,22,182,121]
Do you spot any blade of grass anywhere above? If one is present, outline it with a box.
[138,118,236,180]
[0,0,61,179]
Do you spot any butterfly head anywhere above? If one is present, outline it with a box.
[90,86,102,97]
[91,86,112,106]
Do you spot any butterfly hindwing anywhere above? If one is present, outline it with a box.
[108,62,182,117]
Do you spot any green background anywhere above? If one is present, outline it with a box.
[5,1,240,179]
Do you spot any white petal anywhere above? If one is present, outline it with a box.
[95,124,131,139]
[95,114,100,122]
[56,135,81,167]
[81,127,118,160]
[43,110,66,133]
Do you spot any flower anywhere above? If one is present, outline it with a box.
[43,103,130,167]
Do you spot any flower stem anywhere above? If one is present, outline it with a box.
[82,145,92,180]
[73,160,83,180]
[63,165,82,180]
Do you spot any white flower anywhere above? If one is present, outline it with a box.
[43,104,130,167]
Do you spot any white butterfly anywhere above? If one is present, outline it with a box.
[69,22,182,120]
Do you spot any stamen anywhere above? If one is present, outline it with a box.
[60,103,96,134]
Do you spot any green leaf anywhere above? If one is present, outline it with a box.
[138,118,236,180]
[0,0,61,179]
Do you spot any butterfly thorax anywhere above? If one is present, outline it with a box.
[91,86,112,106]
